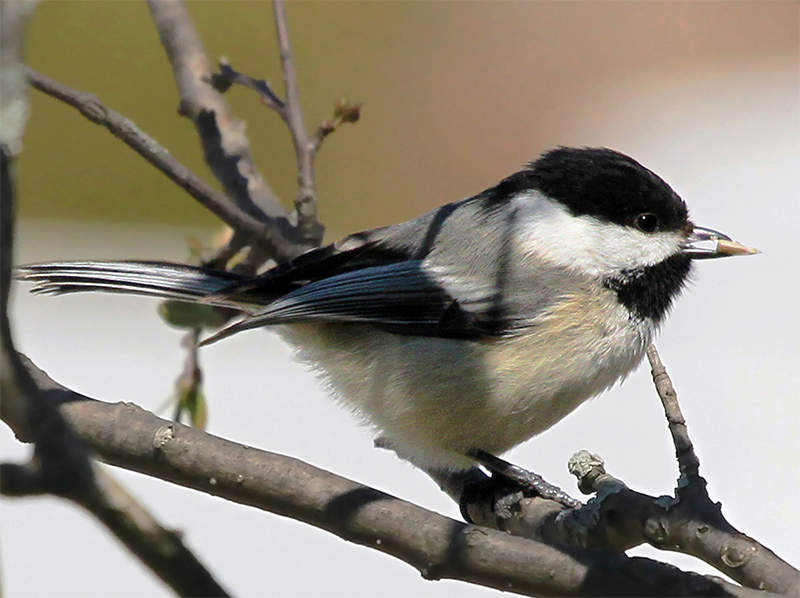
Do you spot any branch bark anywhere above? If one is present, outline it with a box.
[646,344,701,482]
[7,356,778,598]
[25,66,306,263]
[565,450,800,595]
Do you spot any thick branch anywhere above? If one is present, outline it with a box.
[25,67,305,261]
[3,357,776,598]
[566,451,800,595]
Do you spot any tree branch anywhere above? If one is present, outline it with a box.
[209,58,285,113]
[1,129,230,598]
[209,1,347,247]
[566,450,800,595]
[209,58,361,158]
[5,355,778,598]
[1,8,228,591]
[442,350,800,594]
[147,0,307,261]
[271,0,323,245]
[25,67,306,262]
[646,344,701,483]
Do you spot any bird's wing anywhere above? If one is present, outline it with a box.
[199,259,505,346]
[202,196,568,345]
[204,201,467,302]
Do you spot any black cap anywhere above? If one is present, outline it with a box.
[494,147,690,233]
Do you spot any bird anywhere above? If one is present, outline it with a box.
[17,147,757,484]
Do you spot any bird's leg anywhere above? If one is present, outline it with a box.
[468,449,582,510]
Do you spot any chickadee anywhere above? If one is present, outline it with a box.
[17,147,757,474]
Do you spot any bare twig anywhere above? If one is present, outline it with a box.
[25,67,307,262]
[209,58,362,154]
[646,344,701,484]
[172,328,206,427]
[209,58,285,113]
[271,0,323,245]
[210,54,361,246]
[7,357,777,598]
[204,1,364,248]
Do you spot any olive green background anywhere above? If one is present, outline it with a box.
[20,1,798,237]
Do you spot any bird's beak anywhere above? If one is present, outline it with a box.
[682,226,760,259]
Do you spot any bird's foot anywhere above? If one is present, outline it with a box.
[459,473,526,523]
[466,449,582,513]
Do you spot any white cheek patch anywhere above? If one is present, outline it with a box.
[512,192,684,278]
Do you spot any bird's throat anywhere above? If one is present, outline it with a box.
[603,254,692,322]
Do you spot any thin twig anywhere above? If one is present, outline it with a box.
[209,58,285,113]
[204,229,249,270]
[207,2,363,247]
[172,328,206,427]
[209,58,361,155]
[25,67,307,262]
[272,0,324,245]
[646,344,702,485]
[209,56,361,244]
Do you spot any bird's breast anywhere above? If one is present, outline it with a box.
[276,285,653,470]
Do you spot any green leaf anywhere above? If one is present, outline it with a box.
[185,387,208,430]
[158,300,229,329]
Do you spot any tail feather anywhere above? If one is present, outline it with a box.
[15,260,256,309]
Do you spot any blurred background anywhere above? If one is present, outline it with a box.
[3,1,799,596]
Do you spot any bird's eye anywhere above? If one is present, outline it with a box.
[634,213,659,233]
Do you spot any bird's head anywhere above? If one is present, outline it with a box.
[496,147,758,321]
